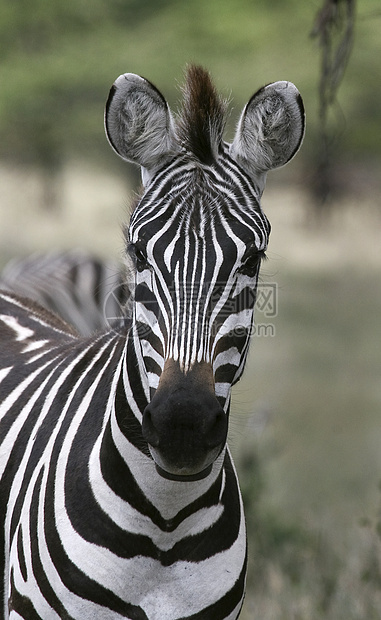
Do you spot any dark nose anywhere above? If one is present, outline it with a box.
[142,360,227,478]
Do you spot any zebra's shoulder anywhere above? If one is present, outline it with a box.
[0,290,78,349]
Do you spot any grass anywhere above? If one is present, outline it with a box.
[231,265,381,618]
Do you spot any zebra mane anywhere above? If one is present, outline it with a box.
[177,65,228,165]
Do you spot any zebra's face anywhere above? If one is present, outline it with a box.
[105,67,305,479]
[128,160,269,392]
[127,159,269,478]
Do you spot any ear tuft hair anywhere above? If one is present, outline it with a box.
[177,65,228,165]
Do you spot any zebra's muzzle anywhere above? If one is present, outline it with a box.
[142,359,228,480]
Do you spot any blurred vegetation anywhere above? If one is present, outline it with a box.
[0,0,380,207]
[233,265,381,618]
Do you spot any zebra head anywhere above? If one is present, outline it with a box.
[105,66,304,481]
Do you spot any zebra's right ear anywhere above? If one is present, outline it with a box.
[230,81,305,194]
[105,73,179,182]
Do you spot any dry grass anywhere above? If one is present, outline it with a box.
[234,265,381,618]
[231,186,381,617]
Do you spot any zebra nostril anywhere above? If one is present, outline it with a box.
[142,407,160,447]
[204,409,227,450]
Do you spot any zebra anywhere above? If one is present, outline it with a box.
[0,66,304,619]
[0,250,127,336]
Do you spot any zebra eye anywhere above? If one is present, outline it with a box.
[129,243,148,269]
[135,247,147,264]
[238,252,265,277]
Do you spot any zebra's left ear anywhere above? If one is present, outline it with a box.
[230,81,305,193]
[105,73,180,183]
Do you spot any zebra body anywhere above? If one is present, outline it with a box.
[1,294,245,620]
[0,250,126,336]
[0,67,304,619]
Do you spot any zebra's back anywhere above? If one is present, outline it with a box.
[0,251,127,336]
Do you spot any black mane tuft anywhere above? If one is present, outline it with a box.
[177,65,227,166]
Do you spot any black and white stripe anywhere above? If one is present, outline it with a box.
[0,250,126,336]
[0,66,304,619]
